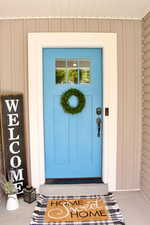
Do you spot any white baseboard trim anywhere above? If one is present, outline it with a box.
[116,188,140,192]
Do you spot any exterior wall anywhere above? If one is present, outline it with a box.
[0,18,142,190]
[141,12,150,200]
[0,120,6,207]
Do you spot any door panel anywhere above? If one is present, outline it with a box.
[43,48,103,179]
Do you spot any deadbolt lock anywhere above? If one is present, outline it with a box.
[96,107,102,115]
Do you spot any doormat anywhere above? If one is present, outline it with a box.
[30,193,125,225]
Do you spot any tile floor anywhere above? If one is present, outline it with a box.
[0,191,150,225]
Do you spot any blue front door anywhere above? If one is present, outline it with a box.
[43,48,103,179]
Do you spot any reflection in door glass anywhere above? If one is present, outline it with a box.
[67,59,78,84]
[56,59,66,84]
[79,59,90,84]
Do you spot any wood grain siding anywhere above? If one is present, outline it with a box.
[142,12,150,201]
[0,18,142,190]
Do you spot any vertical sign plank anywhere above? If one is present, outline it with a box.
[0,94,27,194]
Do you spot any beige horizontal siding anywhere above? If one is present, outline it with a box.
[0,18,142,190]
[143,13,150,29]
[143,67,150,77]
[142,12,150,201]
[143,42,150,53]
[143,99,150,109]
[142,148,150,160]
[143,109,150,118]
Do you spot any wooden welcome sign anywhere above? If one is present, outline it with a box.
[0,94,27,194]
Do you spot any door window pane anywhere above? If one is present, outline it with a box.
[67,59,78,84]
[79,59,90,84]
[55,58,90,84]
[56,59,66,84]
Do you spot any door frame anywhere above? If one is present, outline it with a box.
[28,32,117,191]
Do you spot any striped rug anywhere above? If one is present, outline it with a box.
[30,193,125,225]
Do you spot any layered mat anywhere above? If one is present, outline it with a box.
[30,193,125,225]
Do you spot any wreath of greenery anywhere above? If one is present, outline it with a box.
[60,88,86,114]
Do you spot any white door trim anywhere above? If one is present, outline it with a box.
[28,32,117,191]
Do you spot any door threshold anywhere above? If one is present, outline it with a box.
[45,177,103,184]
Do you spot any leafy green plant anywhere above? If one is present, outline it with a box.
[0,175,17,195]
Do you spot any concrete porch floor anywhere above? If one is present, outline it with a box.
[0,191,150,225]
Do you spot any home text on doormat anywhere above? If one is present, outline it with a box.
[44,198,109,222]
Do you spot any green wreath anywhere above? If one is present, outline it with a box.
[60,88,86,114]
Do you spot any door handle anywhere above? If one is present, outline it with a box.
[96,117,103,137]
